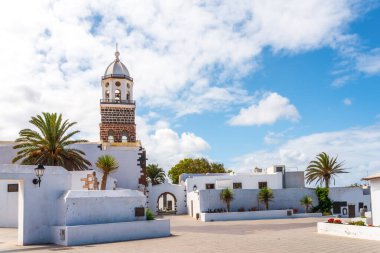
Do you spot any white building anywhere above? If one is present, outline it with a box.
[363,173,380,225]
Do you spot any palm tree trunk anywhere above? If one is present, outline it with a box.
[265,201,269,210]
[324,177,329,188]
[101,172,109,190]
[227,202,230,212]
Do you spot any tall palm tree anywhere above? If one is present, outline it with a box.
[299,195,313,213]
[146,164,166,185]
[12,112,91,171]
[305,152,348,188]
[220,188,234,212]
[258,187,274,210]
[96,155,119,190]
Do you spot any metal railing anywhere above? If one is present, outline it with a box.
[102,74,133,81]
[100,99,135,105]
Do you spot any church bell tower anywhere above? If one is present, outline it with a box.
[99,49,136,143]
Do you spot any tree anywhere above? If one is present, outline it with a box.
[168,158,227,184]
[313,187,333,214]
[258,187,274,210]
[96,155,119,190]
[220,188,234,212]
[299,195,313,213]
[12,112,91,171]
[147,164,166,185]
[305,152,348,188]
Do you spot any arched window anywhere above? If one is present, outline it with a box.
[108,130,114,143]
[126,91,130,101]
[115,89,121,101]
[121,130,128,143]
[105,82,109,88]
[105,90,110,99]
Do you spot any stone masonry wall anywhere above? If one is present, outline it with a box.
[100,123,136,142]
[101,106,135,124]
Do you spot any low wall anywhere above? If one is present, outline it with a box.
[51,219,171,246]
[317,222,380,241]
[292,213,322,218]
[200,210,293,222]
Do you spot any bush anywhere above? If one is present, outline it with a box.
[313,187,332,213]
[146,208,155,220]
[348,221,365,226]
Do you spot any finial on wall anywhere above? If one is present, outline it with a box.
[115,42,120,60]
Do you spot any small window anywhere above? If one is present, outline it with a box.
[127,83,130,88]
[7,184,18,192]
[126,91,130,100]
[276,167,283,172]
[135,207,145,217]
[233,183,242,189]
[108,130,115,143]
[105,82,109,88]
[205,183,215,189]
[115,81,121,87]
[105,90,110,99]
[258,182,267,189]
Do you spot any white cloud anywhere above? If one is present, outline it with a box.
[232,124,380,186]
[343,98,352,106]
[136,116,210,171]
[228,92,300,126]
[356,48,380,75]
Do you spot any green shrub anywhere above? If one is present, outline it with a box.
[146,208,155,220]
[313,187,332,213]
[348,221,365,226]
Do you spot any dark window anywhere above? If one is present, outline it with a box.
[276,167,283,172]
[7,184,18,192]
[205,183,215,189]
[359,202,364,211]
[233,183,242,189]
[135,207,145,217]
[332,201,347,214]
[258,182,267,189]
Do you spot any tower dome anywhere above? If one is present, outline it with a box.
[104,50,130,78]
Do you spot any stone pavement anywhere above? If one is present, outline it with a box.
[0,215,379,253]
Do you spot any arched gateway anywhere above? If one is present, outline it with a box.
[147,182,187,215]
[157,192,177,215]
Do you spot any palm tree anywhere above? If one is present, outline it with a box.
[220,188,234,212]
[146,164,166,185]
[305,152,348,188]
[258,187,274,210]
[299,195,313,213]
[96,155,119,190]
[12,112,91,171]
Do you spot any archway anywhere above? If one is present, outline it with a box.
[157,192,177,215]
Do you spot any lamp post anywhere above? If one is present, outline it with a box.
[32,164,45,187]
[193,185,197,192]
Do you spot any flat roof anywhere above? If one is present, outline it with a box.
[362,173,380,180]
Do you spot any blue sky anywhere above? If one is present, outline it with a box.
[0,1,380,186]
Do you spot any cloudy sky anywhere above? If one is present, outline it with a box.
[1,0,380,186]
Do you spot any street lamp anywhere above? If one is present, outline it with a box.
[193,185,197,192]
[32,164,45,187]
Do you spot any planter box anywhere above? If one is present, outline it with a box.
[51,219,170,246]
[200,210,293,222]
[317,222,380,241]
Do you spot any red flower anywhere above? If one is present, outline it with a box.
[327,218,334,223]
[333,219,342,224]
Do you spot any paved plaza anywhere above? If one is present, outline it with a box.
[0,216,379,253]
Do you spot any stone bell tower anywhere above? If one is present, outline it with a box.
[99,49,136,143]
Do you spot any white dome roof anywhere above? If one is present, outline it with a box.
[104,51,130,78]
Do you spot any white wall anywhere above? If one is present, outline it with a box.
[187,191,200,218]
[370,178,380,226]
[147,182,187,214]
[0,142,143,191]
[0,165,71,245]
[185,172,283,192]
[329,187,371,215]
[0,180,18,227]
[56,190,146,226]
[71,171,117,190]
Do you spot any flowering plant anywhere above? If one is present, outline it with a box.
[327,218,335,223]
[333,219,342,224]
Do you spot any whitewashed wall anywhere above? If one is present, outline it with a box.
[147,182,187,214]
[329,187,371,215]
[185,173,283,192]
[0,180,18,227]
[0,142,142,190]
[187,192,200,218]
[369,179,380,226]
